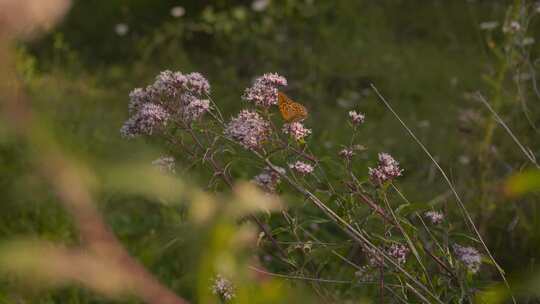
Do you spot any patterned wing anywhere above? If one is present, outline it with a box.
[278,92,308,122]
[278,92,295,121]
[289,103,307,122]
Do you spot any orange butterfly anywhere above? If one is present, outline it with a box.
[278,91,308,122]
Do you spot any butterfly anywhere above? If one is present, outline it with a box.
[277,91,308,122]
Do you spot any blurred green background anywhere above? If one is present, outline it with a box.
[2,0,540,302]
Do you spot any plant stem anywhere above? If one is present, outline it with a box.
[371,84,516,304]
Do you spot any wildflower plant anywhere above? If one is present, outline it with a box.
[211,274,236,302]
[242,73,287,108]
[282,122,311,142]
[424,211,444,225]
[121,71,508,303]
[453,244,482,274]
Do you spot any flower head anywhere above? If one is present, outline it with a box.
[211,274,235,301]
[184,72,211,96]
[282,122,311,141]
[114,23,129,36]
[388,244,409,265]
[366,244,408,268]
[503,21,521,33]
[120,103,170,138]
[152,70,210,101]
[251,0,270,12]
[152,156,176,174]
[289,161,314,175]
[424,211,444,225]
[184,98,210,121]
[339,148,354,159]
[253,166,286,192]
[453,244,481,274]
[128,88,150,115]
[368,153,403,185]
[479,21,499,31]
[170,6,185,18]
[225,110,270,150]
[348,111,365,125]
[153,70,186,98]
[243,73,287,107]
[123,70,212,131]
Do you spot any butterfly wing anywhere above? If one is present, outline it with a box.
[290,103,308,122]
[278,92,308,122]
[278,92,297,121]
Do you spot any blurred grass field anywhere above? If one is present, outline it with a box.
[1,0,540,302]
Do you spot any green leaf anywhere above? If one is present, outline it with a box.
[395,202,429,215]
[504,170,540,197]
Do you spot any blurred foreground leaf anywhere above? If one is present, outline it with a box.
[0,240,137,298]
[230,182,283,218]
[0,0,71,39]
[100,163,187,203]
[504,170,540,197]
[477,273,540,304]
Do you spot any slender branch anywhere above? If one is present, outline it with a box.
[381,192,434,289]
[249,266,354,284]
[185,128,290,262]
[355,191,395,224]
[476,92,539,169]
[391,185,459,282]
[379,264,384,304]
[370,84,515,304]
[259,155,444,304]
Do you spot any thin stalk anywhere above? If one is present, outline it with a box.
[206,99,441,302]
[476,92,539,168]
[391,184,457,281]
[259,155,444,304]
[185,128,290,263]
[381,192,434,289]
[379,265,384,304]
[249,266,354,284]
[371,84,516,304]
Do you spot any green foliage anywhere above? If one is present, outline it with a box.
[505,170,540,196]
[2,0,540,303]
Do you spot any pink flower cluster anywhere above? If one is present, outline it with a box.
[121,70,211,138]
[348,110,365,125]
[185,98,210,121]
[453,244,481,274]
[282,122,311,141]
[387,244,409,265]
[242,73,287,107]
[211,274,235,301]
[368,153,403,185]
[339,148,354,159]
[367,243,409,267]
[253,166,286,193]
[183,72,211,96]
[289,161,314,175]
[502,20,521,33]
[424,211,444,225]
[120,103,170,138]
[128,87,153,115]
[225,110,270,150]
[153,70,210,98]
